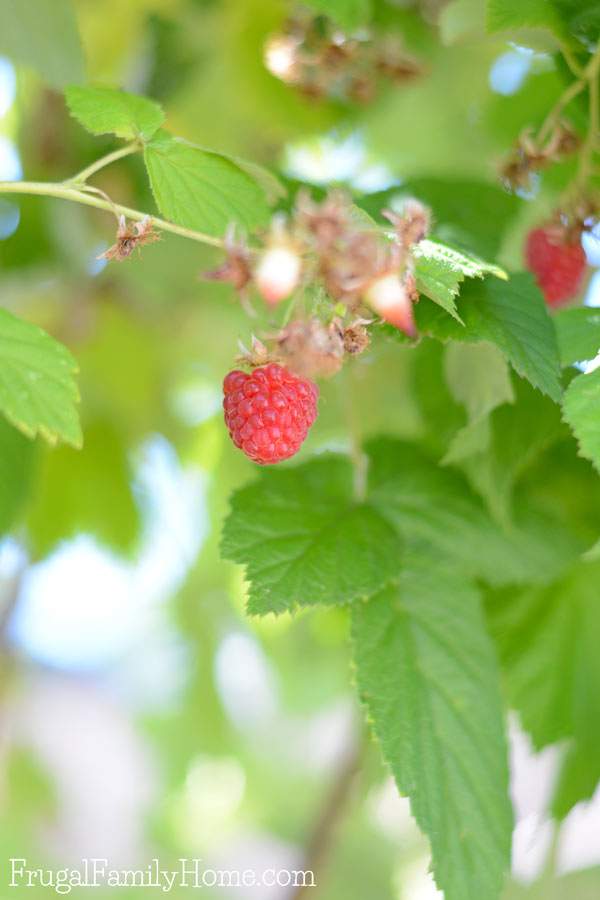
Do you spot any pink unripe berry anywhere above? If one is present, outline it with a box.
[255,245,302,306]
[365,272,416,337]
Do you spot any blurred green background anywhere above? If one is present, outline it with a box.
[0,1,599,897]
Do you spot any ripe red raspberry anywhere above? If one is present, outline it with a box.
[223,363,319,464]
[525,226,587,307]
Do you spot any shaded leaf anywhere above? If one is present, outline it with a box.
[26,419,140,558]
[555,307,600,367]
[486,559,600,817]
[443,341,514,464]
[416,273,562,402]
[0,0,85,89]
[304,0,372,31]
[367,438,576,586]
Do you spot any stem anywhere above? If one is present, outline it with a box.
[68,141,140,184]
[340,363,368,502]
[561,44,585,80]
[0,180,225,248]
[538,77,586,143]
[574,43,600,187]
[288,739,362,900]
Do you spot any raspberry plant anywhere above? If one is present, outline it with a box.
[1,0,600,898]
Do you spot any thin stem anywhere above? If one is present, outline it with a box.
[288,738,362,900]
[538,78,586,143]
[574,44,600,185]
[561,44,585,80]
[340,362,368,503]
[0,180,225,248]
[68,141,140,184]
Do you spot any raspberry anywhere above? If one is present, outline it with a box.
[223,363,319,464]
[525,226,587,307]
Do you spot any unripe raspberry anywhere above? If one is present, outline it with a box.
[254,245,302,306]
[365,272,416,336]
[525,226,587,307]
[223,363,318,464]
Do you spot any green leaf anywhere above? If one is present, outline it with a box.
[221,456,402,615]
[65,85,165,142]
[443,341,514,464]
[144,131,271,237]
[0,0,85,89]
[439,0,487,44]
[0,419,35,535]
[417,273,563,402]
[304,0,372,31]
[487,559,600,817]
[367,438,574,587]
[360,179,520,259]
[413,239,507,322]
[555,307,600,367]
[461,379,565,525]
[352,562,512,900]
[486,0,567,40]
[26,420,140,558]
[562,367,600,473]
[552,742,600,819]
[0,309,81,448]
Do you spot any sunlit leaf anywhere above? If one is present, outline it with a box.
[65,85,165,141]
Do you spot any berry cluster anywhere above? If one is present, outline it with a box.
[205,190,430,340]
[223,364,318,464]
[263,12,422,104]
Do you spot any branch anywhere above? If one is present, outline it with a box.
[68,141,140,184]
[0,180,225,248]
[288,738,362,899]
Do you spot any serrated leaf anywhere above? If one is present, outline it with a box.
[486,559,600,817]
[304,0,372,31]
[0,309,81,448]
[353,562,512,900]
[462,378,565,526]
[367,438,575,587]
[144,131,271,237]
[414,239,506,322]
[65,85,165,141]
[360,179,520,259]
[443,341,514,464]
[221,456,402,615]
[416,273,563,402]
[0,0,85,89]
[562,367,600,472]
[555,307,600,367]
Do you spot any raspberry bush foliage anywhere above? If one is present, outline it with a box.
[1,0,600,898]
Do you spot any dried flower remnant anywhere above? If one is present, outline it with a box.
[500,122,580,192]
[275,317,346,379]
[203,225,253,294]
[99,215,160,262]
[263,12,423,105]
